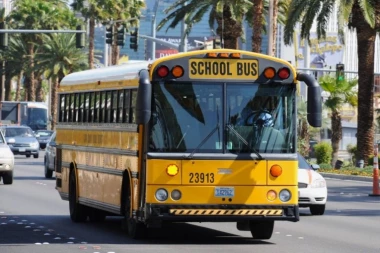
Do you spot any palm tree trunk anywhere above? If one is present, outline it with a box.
[111,44,120,65]
[271,0,278,56]
[352,2,377,165]
[27,43,36,101]
[5,72,12,101]
[215,5,242,49]
[16,71,23,101]
[35,76,44,102]
[51,76,59,130]
[88,18,95,69]
[331,110,342,167]
[251,0,263,53]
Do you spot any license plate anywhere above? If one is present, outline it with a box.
[215,187,234,197]
[19,148,26,152]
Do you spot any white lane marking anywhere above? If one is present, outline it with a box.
[25,226,31,228]
[35,243,42,245]
[54,237,61,240]
[286,234,292,237]
[69,237,75,240]
[43,242,49,245]
[44,233,50,235]
[298,237,304,239]
[67,242,74,244]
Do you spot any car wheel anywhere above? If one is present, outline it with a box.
[310,205,325,215]
[249,220,274,239]
[44,158,53,178]
[26,154,31,158]
[33,154,39,159]
[3,171,13,185]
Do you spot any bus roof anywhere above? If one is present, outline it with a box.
[60,60,151,86]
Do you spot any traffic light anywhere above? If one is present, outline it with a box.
[0,22,8,49]
[213,38,221,49]
[75,25,85,48]
[336,63,345,82]
[105,25,114,45]
[129,28,138,51]
[116,25,125,47]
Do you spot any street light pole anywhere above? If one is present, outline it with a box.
[151,0,160,60]
[179,1,188,52]
[267,0,274,56]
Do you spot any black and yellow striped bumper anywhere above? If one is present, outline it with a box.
[147,204,299,222]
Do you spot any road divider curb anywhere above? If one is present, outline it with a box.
[320,173,373,182]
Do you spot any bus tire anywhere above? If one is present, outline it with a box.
[44,159,53,179]
[121,172,146,239]
[127,217,146,239]
[249,220,274,240]
[69,170,87,222]
[88,208,106,222]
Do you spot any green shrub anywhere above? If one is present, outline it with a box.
[314,141,332,164]
[346,144,357,165]
[319,163,332,169]
[367,155,380,166]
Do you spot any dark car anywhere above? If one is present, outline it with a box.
[44,131,56,178]
[0,126,40,158]
[34,130,54,149]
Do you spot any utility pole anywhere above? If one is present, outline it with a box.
[151,0,160,60]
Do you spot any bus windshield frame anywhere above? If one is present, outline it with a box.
[149,81,296,154]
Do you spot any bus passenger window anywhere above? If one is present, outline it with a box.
[89,92,95,122]
[123,90,130,123]
[59,95,65,123]
[105,91,112,123]
[84,93,90,122]
[131,90,137,123]
[117,90,124,123]
[111,91,118,123]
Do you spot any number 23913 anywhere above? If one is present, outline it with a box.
[189,173,215,183]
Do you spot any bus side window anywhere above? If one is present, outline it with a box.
[84,93,90,122]
[89,92,95,122]
[117,90,124,123]
[131,89,137,123]
[111,90,118,123]
[106,91,112,123]
[123,90,130,123]
[59,95,65,123]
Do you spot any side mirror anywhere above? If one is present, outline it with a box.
[136,69,152,125]
[311,164,320,171]
[7,138,15,144]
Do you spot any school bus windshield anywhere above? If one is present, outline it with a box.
[149,81,296,153]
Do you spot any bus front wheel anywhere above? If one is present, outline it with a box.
[69,170,87,222]
[249,220,274,240]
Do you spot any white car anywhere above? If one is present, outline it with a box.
[0,130,15,185]
[298,153,327,215]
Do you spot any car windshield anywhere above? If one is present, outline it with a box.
[298,153,312,170]
[4,128,34,137]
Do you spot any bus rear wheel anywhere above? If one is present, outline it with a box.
[69,170,87,222]
[249,220,274,240]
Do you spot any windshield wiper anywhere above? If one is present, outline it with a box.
[226,124,263,160]
[185,123,219,159]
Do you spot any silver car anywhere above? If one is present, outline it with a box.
[44,131,56,178]
[0,130,15,185]
[1,126,40,158]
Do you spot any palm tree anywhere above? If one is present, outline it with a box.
[157,0,253,49]
[6,0,79,101]
[283,0,380,165]
[319,74,358,167]
[34,33,89,130]
[246,0,290,54]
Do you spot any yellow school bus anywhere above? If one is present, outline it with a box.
[55,50,321,239]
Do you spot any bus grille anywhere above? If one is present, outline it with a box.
[169,209,283,216]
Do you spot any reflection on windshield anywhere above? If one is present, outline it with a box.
[149,82,295,154]
[4,128,34,137]
[25,108,48,131]
[150,82,222,152]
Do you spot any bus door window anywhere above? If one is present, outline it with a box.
[131,90,137,123]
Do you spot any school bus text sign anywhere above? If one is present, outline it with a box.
[189,59,259,80]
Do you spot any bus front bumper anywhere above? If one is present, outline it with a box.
[145,204,299,222]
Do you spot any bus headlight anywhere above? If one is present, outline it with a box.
[155,188,168,201]
[279,189,291,202]
[171,190,182,200]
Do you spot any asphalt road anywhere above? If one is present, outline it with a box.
[0,151,379,253]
